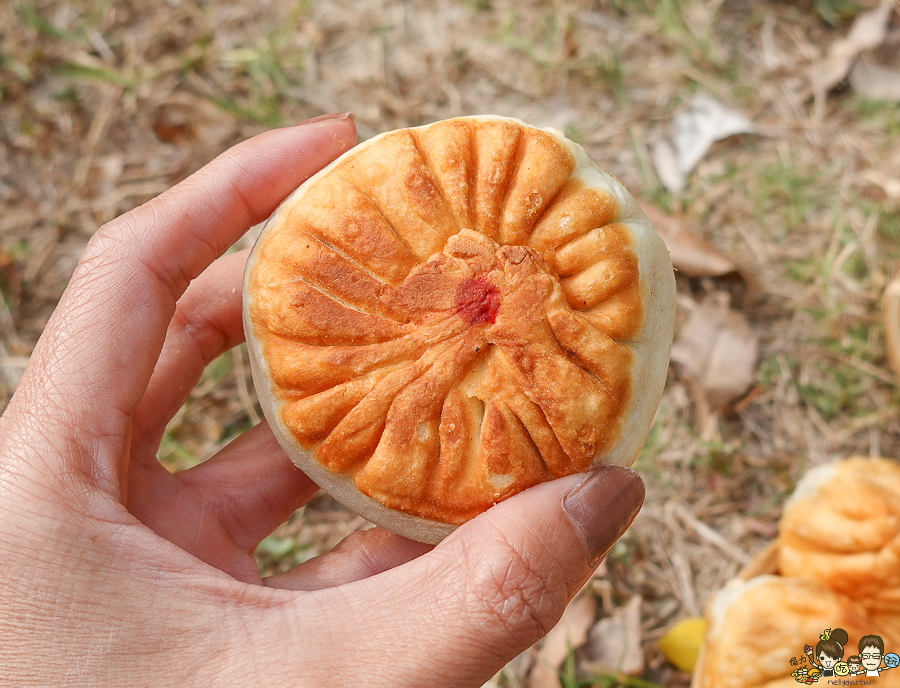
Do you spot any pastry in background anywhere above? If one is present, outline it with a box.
[692,575,900,688]
[778,457,900,637]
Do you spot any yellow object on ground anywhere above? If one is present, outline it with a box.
[659,617,706,672]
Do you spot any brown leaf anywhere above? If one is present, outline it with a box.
[671,293,759,412]
[639,201,737,278]
[528,594,597,688]
[153,104,198,144]
[863,169,900,208]
[581,596,644,676]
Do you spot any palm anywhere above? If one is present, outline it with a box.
[127,426,312,583]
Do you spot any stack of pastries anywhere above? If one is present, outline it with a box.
[693,457,900,687]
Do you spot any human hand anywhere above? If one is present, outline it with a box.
[0,113,645,687]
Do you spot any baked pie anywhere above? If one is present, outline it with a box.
[694,575,899,688]
[243,116,675,543]
[778,457,900,638]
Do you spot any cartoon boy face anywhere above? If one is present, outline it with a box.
[861,646,883,671]
[849,661,861,673]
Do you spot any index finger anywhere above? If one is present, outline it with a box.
[6,115,356,490]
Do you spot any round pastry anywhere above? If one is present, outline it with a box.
[243,115,675,543]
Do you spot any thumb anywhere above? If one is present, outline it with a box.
[336,465,645,688]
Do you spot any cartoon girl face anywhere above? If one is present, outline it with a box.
[818,651,837,668]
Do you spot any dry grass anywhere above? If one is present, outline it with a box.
[2,0,900,685]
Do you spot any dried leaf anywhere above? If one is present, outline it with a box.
[850,60,900,102]
[639,201,737,278]
[651,137,685,193]
[760,13,780,70]
[526,657,561,687]
[581,596,644,676]
[672,93,754,175]
[528,594,597,688]
[811,0,894,92]
[863,170,900,212]
[659,617,705,673]
[671,293,758,412]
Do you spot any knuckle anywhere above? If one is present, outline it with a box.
[83,202,158,263]
[464,527,568,651]
[74,214,151,293]
[77,226,129,275]
[78,203,189,301]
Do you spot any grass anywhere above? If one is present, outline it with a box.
[607,529,641,569]
[746,158,838,238]
[490,4,628,102]
[9,0,311,128]
[694,436,741,477]
[560,647,668,688]
[813,0,862,26]
[492,6,574,75]
[876,209,900,244]
[619,0,729,69]
[158,432,201,472]
[634,413,669,473]
[16,1,78,40]
[256,530,315,576]
[793,357,872,420]
[209,29,306,126]
[848,97,900,137]
[157,349,256,472]
[582,675,665,688]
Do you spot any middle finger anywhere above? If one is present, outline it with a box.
[131,249,249,461]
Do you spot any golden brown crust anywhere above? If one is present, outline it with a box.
[696,576,900,688]
[245,116,675,536]
[778,457,900,616]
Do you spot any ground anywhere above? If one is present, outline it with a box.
[1,1,899,686]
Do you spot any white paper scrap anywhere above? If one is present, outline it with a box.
[673,93,754,174]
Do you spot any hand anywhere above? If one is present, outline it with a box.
[0,113,644,687]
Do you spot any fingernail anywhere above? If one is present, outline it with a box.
[563,466,645,565]
[294,112,354,126]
